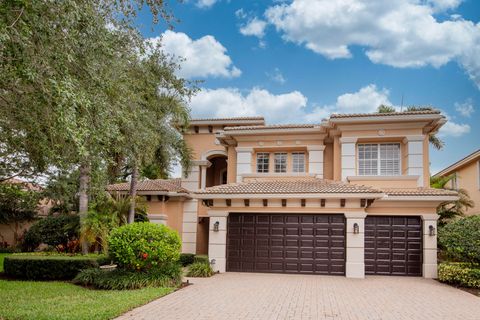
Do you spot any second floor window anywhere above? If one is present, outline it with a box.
[256,153,269,173]
[358,143,400,176]
[292,152,305,172]
[274,153,287,173]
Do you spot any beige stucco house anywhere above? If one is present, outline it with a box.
[107,110,458,279]
[434,149,480,215]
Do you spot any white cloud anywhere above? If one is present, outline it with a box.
[151,30,241,79]
[455,99,475,117]
[196,0,218,8]
[240,17,268,38]
[439,120,471,137]
[426,0,463,11]
[266,68,286,84]
[189,84,392,124]
[265,0,480,88]
[190,87,308,124]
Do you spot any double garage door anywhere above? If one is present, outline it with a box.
[226,213,422,276]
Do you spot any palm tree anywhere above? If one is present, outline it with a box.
[430,175,474,226]
[376,105,444,150]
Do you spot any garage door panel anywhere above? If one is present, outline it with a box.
[227,213,345,275]
[365,216,422,276]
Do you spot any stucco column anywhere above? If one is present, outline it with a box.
[340,137,357,181]
[235,147,253,183]
[405,135,425,187]
[148,214,168,225]
[208,210,229,273]
[422,214,439,279]
[307,145,325,178]
[345,211,367,278]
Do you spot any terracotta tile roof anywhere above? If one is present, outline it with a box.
[106,179,188,193]
[383,188,458,197]
[191,116,265,121]
[330,110,441,118]
[223,124,321,131]
[197,178,382,195]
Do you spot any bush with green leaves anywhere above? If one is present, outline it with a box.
[179,253,195,267]
[3,254,105,280]
[74,264,182,290]
[108,222,181,271]
[438,262,480,288]
[22,214,80,252]
[187,262,214,277]
[194,255,209,264]
[438,215,480,264]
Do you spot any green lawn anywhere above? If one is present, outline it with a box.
[0,253,11,272]
[0,280,174,320]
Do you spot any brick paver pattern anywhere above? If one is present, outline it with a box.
[117,273,480,320]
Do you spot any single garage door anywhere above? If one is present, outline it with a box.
[365,216,422,276]
[227,213,345,275]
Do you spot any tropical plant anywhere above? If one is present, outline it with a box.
[376,105,444,150]
[187,262,214,277]
[438,215,480,264]
[22,214,80,252]
[430,175,474,225]
[80,193,148,253]
[108,222,181,271]
[0,182,40,245]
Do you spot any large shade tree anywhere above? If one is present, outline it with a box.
[0,0,195,249]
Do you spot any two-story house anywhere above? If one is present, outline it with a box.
[434,148,480,215]
[107,110,457,279]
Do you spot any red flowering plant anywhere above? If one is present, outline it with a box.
[108,222,181,271]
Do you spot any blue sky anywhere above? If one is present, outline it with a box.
[137,0,480,175]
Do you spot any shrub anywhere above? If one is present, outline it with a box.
[74,264,182,290]
[22,214,80,252]
[179,253,195,267]
[438,262,480,288]
[108,222,181,271]
[187,262,214,277]
[3,254,104,280]
[194,255,209,264]
[438,215,480,264]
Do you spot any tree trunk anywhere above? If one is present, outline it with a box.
[128,165,138,224]
[79,162,91,254]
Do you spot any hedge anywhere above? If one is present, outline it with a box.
[194,255,209,264]
[74,264,182,290]
[179,253,195,267]
[438,262,480,288]
[438,215,480,264]
[3,255,105,280]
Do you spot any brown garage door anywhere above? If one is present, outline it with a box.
[365,216,422,276]
[227,213,345,275]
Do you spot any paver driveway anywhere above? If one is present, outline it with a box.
[117,273,480,320]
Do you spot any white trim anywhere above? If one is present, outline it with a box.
[195,193,384,199]
[222,127,324,136]
[190,118,264,126]
[307,145,326,151]
[357,142,401,176]
[340,137,358,143]
[201,149,227,161]
[241,173,316,178]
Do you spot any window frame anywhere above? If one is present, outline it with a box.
[274,152,288,173]
[292,152,306,173]
[357,143,401,176]
[256,152,270,173]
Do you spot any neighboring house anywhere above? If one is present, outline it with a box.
[0,179,51,246]
[434,149,480,215]
[107,110,457,279]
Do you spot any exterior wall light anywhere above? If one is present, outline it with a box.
[213,221,220,232]
[429,225,436,236]
[210,258,216,266]
[353,223,360,234]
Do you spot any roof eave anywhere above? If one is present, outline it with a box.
[194,192,384,199]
